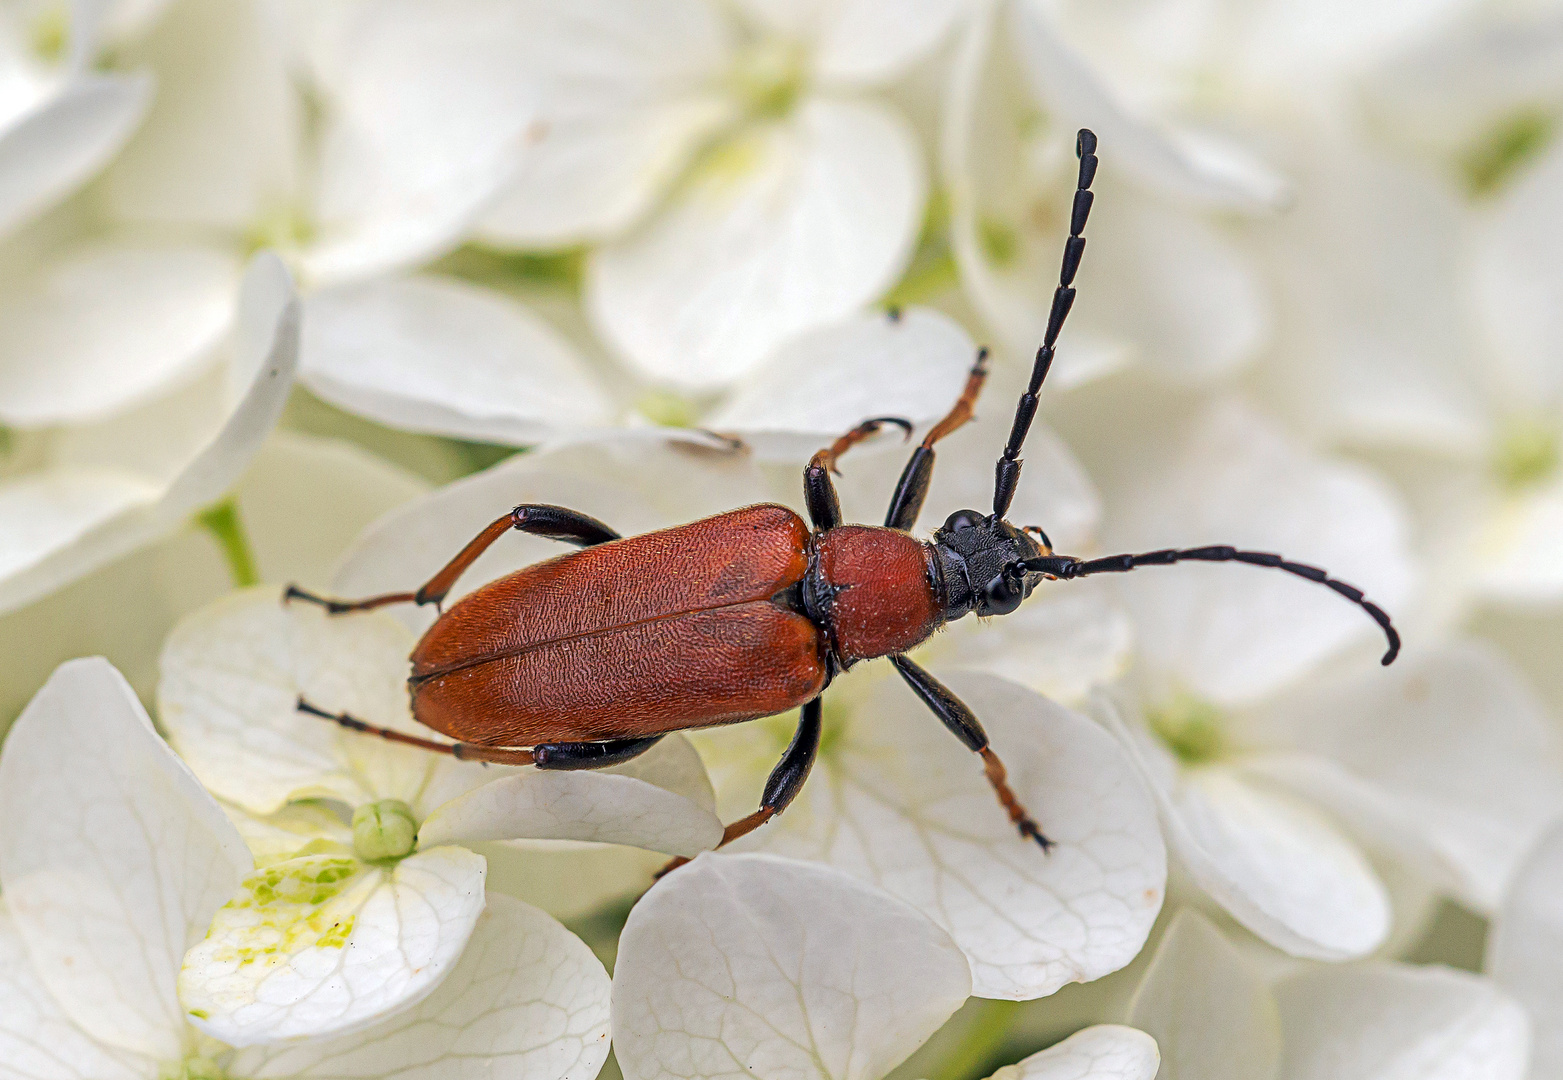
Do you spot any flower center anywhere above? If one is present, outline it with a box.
[1461,107,1556,198]
[352,799,418,863]
[29,5,69,62]
[161,1057,227,1080]
[1492,414,1560,492]
[1147,694,1227,766]
[729,37,807,120]
[242,205,315,257]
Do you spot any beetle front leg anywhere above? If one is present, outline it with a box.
[884,351,990,531]
[659,697,823,875]
[890,654,1053,851]
[804,418,912,530]
[285,503,621,615]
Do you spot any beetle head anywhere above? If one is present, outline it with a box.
[932,510,1048,621]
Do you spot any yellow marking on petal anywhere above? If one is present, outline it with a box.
[206,855,373,971]
[1462,107,1556,198]
[1147,693,1228,766]
[1493,415,1560,492]
[30,6,69,63]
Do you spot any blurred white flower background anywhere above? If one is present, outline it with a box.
[1,0,1562,1078]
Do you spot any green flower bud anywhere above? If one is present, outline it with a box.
[352,799,417,863]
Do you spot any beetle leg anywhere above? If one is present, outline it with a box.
[532,735,665,770]
[658,697,823,876]
[284,504,621,615]
[296,698,538,765]
[884,350,990,531]
[889,654,1053,852]
[804,417,912,530]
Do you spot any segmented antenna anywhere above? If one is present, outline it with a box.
[1018,547,1401,665]
[993,128,1098,519]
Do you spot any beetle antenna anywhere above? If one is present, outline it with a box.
[1017,547,1401,665]
[993,128,1098,520]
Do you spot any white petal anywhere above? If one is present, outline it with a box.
[158,587,430,814]
[1004,0,1287,210]
[707,306,979,460]
[725,671,1165,1000]
[297,0,550,283]
[224,800,355,868]
[0,468,162,587]
[418,771,724,857]
[737,0,974,85]
[613,852,971,1080]
[230,893,610,1080]
[480,839,667,922]
[0,73,152,238]
[301,274,613,444]
[0,243,241,426]
[588,96,925,388]
[477,0,735,246]
[0,910,159,1080]
[943,14,1266,384]
[0,658,251,1059]
[0,251,299,614]
[1105,401,1413,704]
[1110,702,1390,960]
[1126,909,1281,1080]
[1474,482,1563,605]
[1248,642,1563,912]
[180,846,487,1045]
[934,582,1132,705]
[1273,963,1530,1080]
[1489,822,1563,1080]
[98,0,299,230]
[988,1025,1159,1080]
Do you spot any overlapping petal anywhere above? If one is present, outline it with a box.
[0,658,252,1060]
[588,96,925,387]
[736,0,974,86]
[179,847,487,1046]
[1488,822,1563,1079]
[613,852,971,1080]
[988,1025,1160,1080]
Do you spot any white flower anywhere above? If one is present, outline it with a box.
[0,656,612,1080]
[1488,821,1563,1079]
[0,251,298,614]
[0,0,153,238]
[942,0,1272,388]
[613,851,1161,1080]
[1128,907,1531,1080]
[156,587,722,1044]
[331,430,1162,1001]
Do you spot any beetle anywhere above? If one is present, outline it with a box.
[287,129,1400,856]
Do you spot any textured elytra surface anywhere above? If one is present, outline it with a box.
[410,505,826,744]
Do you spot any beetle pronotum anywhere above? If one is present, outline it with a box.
[288,130,1399,856]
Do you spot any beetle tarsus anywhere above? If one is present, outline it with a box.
[284,583,417,615]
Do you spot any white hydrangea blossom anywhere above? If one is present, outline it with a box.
[0,657,613,1080]
[157,588,723,1044]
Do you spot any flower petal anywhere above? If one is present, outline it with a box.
[418,771,724,857]
[0,910,159,1080]
[0,658,251,1059]
[0,244,241,426]
[707,306,979,460]
[1247,642,1563,912]
[1126,909,1282,1080]
[158,587,429,814]
[229,893,610,1080]
[1107,702,1390,960]
[1103,401,1413,704]
[301,274,613,444]
[613,852,971,1080]
[180,846,487,1045]
[0,73,152,238]
[477,0,735,246]
[737,0,974,85]
[987,1024,1160,1080]
[718,671,1165,1000]
[1474,481,1563,605]
[587,96,925,388]
[1488,822,1563,1079]
[1272,963,1530,1080]
[0,251,299,614]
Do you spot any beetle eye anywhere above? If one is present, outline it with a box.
[978,573,1025,616]
[943,509,987,533]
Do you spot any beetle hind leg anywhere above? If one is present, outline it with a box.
[295,697,537,765]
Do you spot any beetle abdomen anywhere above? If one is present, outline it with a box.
[816,526,943,662]
[408,504,824,744]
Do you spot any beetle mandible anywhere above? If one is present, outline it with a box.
[287,129,1400,858]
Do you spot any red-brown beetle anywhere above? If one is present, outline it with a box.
[288,130,1400,854]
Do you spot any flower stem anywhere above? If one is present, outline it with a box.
[197,498,260,588]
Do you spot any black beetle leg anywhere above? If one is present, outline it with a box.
[532,735,665,770]
[884,350,990,531]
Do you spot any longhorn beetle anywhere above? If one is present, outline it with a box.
[288,130,1400,858]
